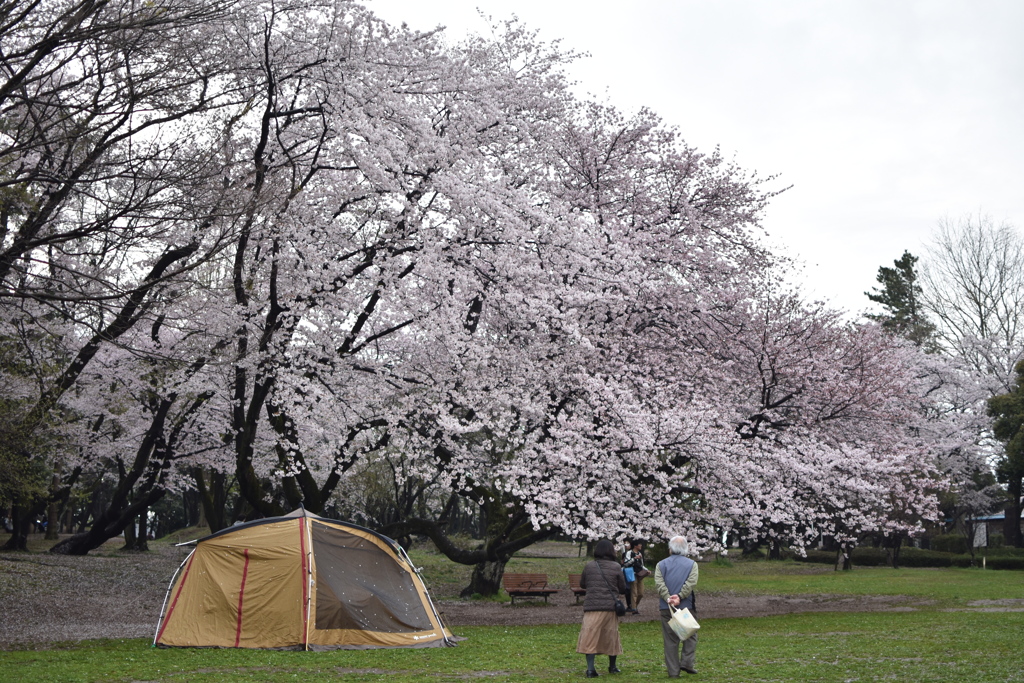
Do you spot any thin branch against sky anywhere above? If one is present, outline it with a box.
[368,0,1024,315]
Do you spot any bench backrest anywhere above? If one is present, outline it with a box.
[568,573,583,590]
[502,573,550,590]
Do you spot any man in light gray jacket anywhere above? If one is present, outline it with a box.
[655,535,699,676]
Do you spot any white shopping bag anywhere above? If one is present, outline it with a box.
[668,605,700,640]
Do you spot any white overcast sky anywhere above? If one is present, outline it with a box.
[366,0,1024,315]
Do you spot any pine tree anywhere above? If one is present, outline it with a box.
[866,251,937,348]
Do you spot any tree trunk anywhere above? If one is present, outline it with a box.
[135,510,149,551]
[835,546,853,571]
[182,490,200,527]
[50,489,165,555]
[121,509,149,551]
[2,504,32,551]
[768,541,782,560]
[1006,481,1022,548]
[194,468,228,532]
[122,516,137,550]
[45,501,59,541]
[886,536,903,569]
[462,559,508,598]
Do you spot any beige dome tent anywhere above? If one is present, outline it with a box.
[154,509,457,650]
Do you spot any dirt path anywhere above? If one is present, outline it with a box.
[0,540,929,649]
[435,588,922,627]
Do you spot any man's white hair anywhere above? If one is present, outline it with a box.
[668,535,688,556]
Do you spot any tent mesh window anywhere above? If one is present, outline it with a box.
[311,521,434,632]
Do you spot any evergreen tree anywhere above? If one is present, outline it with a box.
[866,251,937,348]
[987,360,1024,547]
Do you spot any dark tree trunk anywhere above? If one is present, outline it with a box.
[2,504,32,551]
[52,396,181,555]
[741,540,762,557]
[835,545,853,571]
[45,501,59,541]
[122,516,137,550]
[194,468,228,532]
[1006,481,1022,548]
[121,508,149,551]
[379,505,556,598]
[768,541,782,560]
[135,510,149,550]
[885,536,903,569]
[50,489,165,555]
[462,559,508,598]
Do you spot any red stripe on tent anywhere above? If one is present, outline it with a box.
[234,548,251,647]
[156,551,196,643]
[299,517,308,646]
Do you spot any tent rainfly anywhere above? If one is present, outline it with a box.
[153,509,457,650]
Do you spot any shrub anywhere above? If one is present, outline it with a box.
[984,556,1024,570]
[795,547,954,568]
[979,545,1024,557]
[711,554,733,568]
[792,544,1024,570]
[894,549,952,567]
[646,542,669,566]
[793,550,835,565]
[930,534,969,554]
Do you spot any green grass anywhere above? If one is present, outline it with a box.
[5,542,1023,681]
[2,611,1022,682]
[698,558,1024,605]
[410,540,1024,607]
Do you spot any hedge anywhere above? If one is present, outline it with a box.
[930,534,969,554]
[792,546,1024,570]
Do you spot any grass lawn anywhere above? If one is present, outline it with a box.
[3,547,1023,683]
[697,556,1024,605]
[2,610,1021,682]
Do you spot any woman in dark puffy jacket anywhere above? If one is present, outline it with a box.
[576,539,628,677]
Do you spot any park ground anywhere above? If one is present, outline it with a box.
[1,534,1023,681]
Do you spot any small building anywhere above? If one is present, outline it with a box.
[971,512,1024,547]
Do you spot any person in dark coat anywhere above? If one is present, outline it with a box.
[576,539,628,677]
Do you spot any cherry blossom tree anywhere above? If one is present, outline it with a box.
[0,0,955,581]
[0,0,244,549]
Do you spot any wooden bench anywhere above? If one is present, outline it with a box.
[502,573,559,605]
[568,573,586,604]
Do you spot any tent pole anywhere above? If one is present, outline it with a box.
[303,517,314,650]
[398,545,455,646]
[152,548,195,647]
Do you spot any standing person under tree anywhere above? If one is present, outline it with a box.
[655,535,699,676]
[622,540,650,614]
[619,541,634,613]
[577,539,628,677]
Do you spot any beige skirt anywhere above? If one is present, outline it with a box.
[576,610,622,655]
